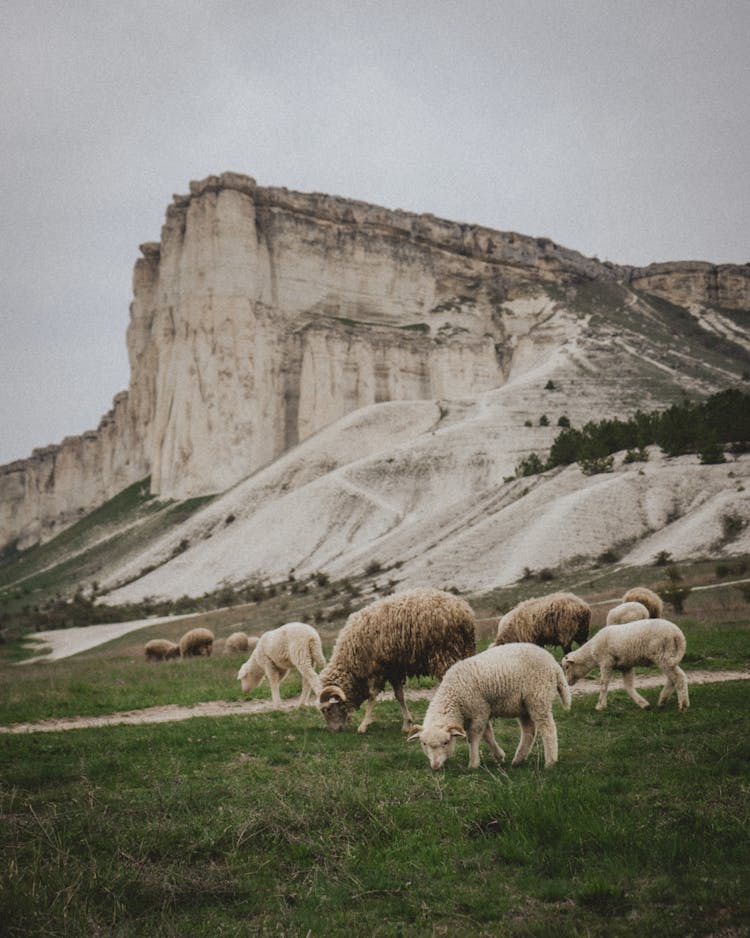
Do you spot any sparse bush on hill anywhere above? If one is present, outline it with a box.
[511,389,750,478]
[516,453,545,477]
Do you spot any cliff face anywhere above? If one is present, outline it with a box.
[2,172,749,550]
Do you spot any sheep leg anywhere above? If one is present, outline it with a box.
[392,681,414,732]
[357,688,379,734]
[482,722,506,763]
[267,666,288,708]
[534,716,559,768]
[512,714,537,765]
[660,666,689,711]
[622,668,650,709]
[596,663,614,710]
[296,663,321,707]
[296,677,311,708]
[467,723,484,769]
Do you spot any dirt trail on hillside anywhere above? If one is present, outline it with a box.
[2,669,748,735]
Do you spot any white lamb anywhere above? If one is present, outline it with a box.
[237,622,326,708]
[407,643,571,770]
[606,601,650,625]
[561,618,689,711]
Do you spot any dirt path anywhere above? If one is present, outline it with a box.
[2,669,748,735]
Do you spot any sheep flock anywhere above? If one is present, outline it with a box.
[137,581,696,769]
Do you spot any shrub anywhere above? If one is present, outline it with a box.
[580,455,614,476]
[516,453,545,477]
[699,441,726,464]
[721,513,747,543]
[663,585,691,614]
[596,549,620,566]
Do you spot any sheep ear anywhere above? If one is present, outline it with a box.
[320,685,346,705]
[406,725,423,742]
[447,724,467,738]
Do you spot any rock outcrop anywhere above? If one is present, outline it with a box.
[2,172,749,551]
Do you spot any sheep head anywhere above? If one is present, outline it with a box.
[561,652,588,685]
[237,657,264,695]
[408,723,466,770]
[319,685,350,731]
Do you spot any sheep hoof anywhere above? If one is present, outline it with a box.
[357,723,370,734]
[640,701,651,710]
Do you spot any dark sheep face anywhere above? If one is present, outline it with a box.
[319,697,350,731]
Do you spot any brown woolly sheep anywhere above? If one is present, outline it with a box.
[622,587,664,619]
[179,627,214,658]
[493,591,590,655]
[318,588,476,734]
[144,639,180,662]
[223,631,258,655]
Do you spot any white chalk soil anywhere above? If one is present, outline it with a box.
[19,614,202,663]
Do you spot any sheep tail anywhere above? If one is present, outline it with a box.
[311,636,326,670]
[557,667,572,710]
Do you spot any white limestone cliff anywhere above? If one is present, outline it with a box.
[2,172,749,552]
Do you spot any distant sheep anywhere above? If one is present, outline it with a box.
[223,631,258,655]
[237,622,325,708]
[179,627,214,658]
[561,618,689,711]
[493,592,590,655]
[144,639,180,662]
[408,643,571,770]
[318,588,476,734]
[606,601,649,625]
[622,587,663,619]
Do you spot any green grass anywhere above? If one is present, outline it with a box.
[0,478,216,621]
[1,682,749,936]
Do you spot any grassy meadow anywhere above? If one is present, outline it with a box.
[1,560,749,935]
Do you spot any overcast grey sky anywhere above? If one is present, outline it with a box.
[1,0,748,466]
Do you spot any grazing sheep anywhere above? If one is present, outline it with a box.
[493,592,590,655]
[606,601,650,625]
[237,622,325,708]
[144,639,180,662]
[223,631,258,655]
[179,627,215,658]
[622,586,663,619]
[561,618,689,711]
[408,644,571,770]
[318,588,476,734]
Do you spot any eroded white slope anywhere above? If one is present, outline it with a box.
[102,379,749,604]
